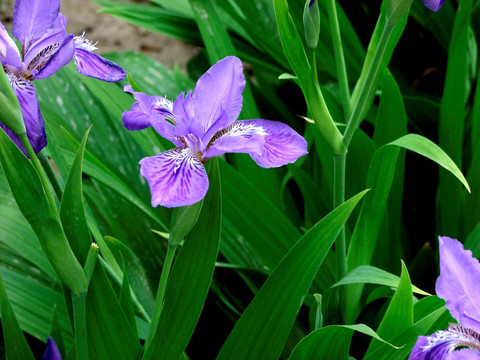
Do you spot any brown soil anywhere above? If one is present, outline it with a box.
[1,0,198,70]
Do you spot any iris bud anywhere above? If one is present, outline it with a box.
[0,66,25,135]
[303,0,320,49]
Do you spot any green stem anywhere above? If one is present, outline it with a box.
[308,48,317,79]
[72,292,88,360]
[38,150,64,201]
[343,22,395,148]
[148,244,177,343]
[326,0,350,118]
[334,154,346,280]
[18,133,57,209]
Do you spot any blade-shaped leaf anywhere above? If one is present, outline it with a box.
[142,158,222,359]
[217,190,367,359]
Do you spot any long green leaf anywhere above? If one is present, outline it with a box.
[217,190,367,359]
[388,134,470,192]
[290,323,397,360]
[364,261,413,355]
[142,158,222,359]
[0,271,35,360]
[333,265,429,296]
[60,127,92,264]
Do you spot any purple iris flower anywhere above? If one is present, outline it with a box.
[0,0,126,154]
[42,337,62,360]
[409,237,480,359]
[122,56,308,208]
[423,0,446,12]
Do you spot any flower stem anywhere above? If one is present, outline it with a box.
[326,0,350,118]
[72,292,88,360]
[334,153,346,280]
[147,244,177,343]
[18,133,57,210]
[343,22,395,148]
[37,150,63,201]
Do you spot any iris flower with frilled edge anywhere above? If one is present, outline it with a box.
[0,0,126,154]
[42,337,62,360]
[409,237,480,359]
[122,56,308,208]
[423,0,446,12]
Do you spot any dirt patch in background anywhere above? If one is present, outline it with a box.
[0,0,198,71]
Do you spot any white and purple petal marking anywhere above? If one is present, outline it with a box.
[410,324,480,360]
[139,148,209,208]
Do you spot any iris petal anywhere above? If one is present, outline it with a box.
[192,56,245,142]
[9,76,46,154]
[0,22,22,68]
[139,148,208,208]
[209,119,307,168]
[423,0,446,12]
[409,324,480,360]
[42,337,62,360]
[33,35,75,80]
[13,0,60,51]
[436,237,480,333]
[24,14,68,68]
[74,49,126,82]
[123,85,179,145]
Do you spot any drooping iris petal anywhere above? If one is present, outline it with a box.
[436,237,480,333]
[204,119,266,159]
[13,0,60,51]
[0,23,22,67]
[42,337,62,360]
[33,35,75,80]
[409,324,480,360]
[139,148,209,208]
[193,56,245,142]
[423,0,446,12]
[236,119,308,168]
[74,49,126,82]
[9,76,46,153]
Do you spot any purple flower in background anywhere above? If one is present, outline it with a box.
[122,56,308,208]
[409,237,480,359]
[423,0,446,12]
[0,0,126,154]
[42,337,62,360]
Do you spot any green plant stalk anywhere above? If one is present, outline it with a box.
[342,22,395,148]
[38,150,64,201]
[334,154,346,280]
[326,0,350,118]
[72,292,88,360]
[147,244,177,343]
[18,133,57,210]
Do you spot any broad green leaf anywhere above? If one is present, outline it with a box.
[0,271,35,360]
[365,262,413,355]
[388,134,470,192]
[333,265,430,296]
[60,127,92,264]
[142,158,222,359]
[217,190,367,359]
[290,324,397,360]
